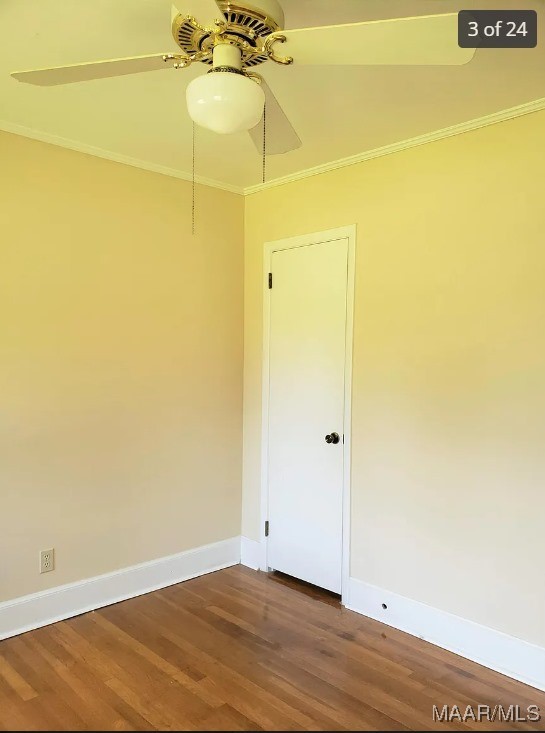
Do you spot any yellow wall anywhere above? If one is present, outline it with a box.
[3,110,545,649]
[243,111,545,647]
[0,131,244,602]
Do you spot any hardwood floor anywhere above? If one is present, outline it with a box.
[266,571,341,608]
[0,565,543,731]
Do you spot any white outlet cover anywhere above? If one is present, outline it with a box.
[40,548,55,574]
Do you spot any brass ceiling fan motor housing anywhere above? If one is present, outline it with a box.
[172,1,285,68]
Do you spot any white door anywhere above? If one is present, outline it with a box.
[267,237,349,594]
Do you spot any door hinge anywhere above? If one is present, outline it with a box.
[268,272,273,289]
[265,520,269,537]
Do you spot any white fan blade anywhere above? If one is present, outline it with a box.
[11,54,178,86]
[249,78,301,156]
[273,13,475,66]
[172,0,224,27]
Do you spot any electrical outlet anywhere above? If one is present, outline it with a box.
[40,548,55,574]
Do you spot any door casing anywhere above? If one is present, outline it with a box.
[259,224,356,605]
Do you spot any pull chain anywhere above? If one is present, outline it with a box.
[262,102,267,184]
[192,121,196,236]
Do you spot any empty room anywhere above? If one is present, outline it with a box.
[1,1,544,730]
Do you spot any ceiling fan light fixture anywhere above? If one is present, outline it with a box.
[186,68,265,135]
[186,43,264,135]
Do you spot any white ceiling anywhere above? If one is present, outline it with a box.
[1,0,544,191]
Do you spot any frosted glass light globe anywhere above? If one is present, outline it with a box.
[186,71,265,135]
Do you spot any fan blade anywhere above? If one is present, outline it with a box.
[273,13,475,66]
[11,53,178,86]
[172,0,224,27]
[249,78,301,156]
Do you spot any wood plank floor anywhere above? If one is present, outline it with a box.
[0,565,543,731]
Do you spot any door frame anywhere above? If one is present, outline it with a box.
[259,224,356,605]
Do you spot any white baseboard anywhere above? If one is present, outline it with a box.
[240,536,265,571]
[347,577,545,693]
[5,544,542,694]
[0,536,240,641]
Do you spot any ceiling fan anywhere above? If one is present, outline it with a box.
[11,0,475,156]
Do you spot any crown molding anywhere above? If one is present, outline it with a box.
[4,96,545,198]
[243,96,545,195]
[0,120,245,196]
